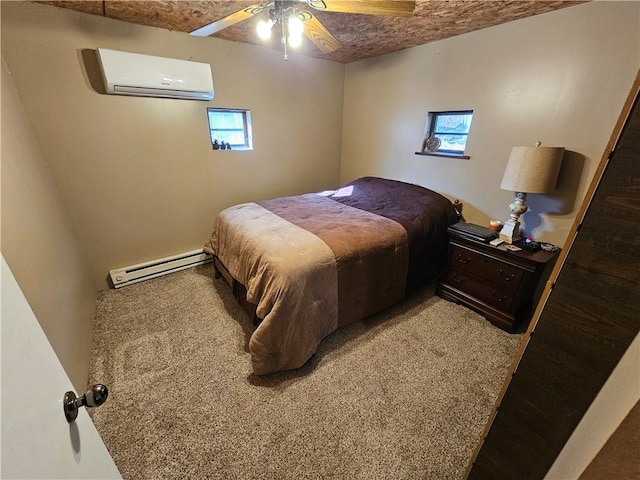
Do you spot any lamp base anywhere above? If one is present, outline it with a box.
[499,219,522,244]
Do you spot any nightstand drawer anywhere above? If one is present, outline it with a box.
[450,245,524,291]
[444,269,515,310]
[437,231,559,332]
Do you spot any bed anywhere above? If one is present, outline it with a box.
[203,176,459,375]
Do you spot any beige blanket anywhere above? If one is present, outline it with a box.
[204,194,408,375]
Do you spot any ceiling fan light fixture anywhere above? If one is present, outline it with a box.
[256,18,275,40]
[287,14,304,47]
[288,32,303,48]
[288,14,304,37]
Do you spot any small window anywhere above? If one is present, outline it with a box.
[207,108,253,150]
[421,110,473,157]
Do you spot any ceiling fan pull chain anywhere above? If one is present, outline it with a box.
[282,16,289,61]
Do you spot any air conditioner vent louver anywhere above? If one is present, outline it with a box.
[112,85,213,100]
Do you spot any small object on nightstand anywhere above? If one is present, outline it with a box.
[489,220,503,231]
[490,238,505,246]
[505,244,522,252]
[540,242,560,252]
[447,222,497,243]
[513,238,542,252]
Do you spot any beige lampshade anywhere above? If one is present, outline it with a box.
[500,146,565,193]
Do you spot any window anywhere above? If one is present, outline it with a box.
[420,110,473,158]
[207,108,253,150]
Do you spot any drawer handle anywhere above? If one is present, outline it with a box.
[452,273,466,284]
[498,269,517,282]
[457,254,472,265]
[491,290,508,303]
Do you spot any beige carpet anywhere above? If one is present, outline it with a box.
[89,265,521,479]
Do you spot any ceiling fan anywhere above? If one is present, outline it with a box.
[190,0,416,59]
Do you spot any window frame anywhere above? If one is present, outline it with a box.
[417,110,473,159]
[206,108,253,151]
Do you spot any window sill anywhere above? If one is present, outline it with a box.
[213,146,253,151]
[414,151,470,159]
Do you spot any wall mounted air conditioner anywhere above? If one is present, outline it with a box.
[96,48,214,101]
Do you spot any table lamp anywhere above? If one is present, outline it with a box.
[499,142,564,244]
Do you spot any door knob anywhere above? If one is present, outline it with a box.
[63,384,108,423]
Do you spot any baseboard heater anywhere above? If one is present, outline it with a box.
[109,249,212,288]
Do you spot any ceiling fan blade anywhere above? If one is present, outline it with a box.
[303,14,341,53]
[190,3,270,37]
[320,0,415,16]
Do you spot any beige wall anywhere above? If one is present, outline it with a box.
[341,1,639,248]
[1,1,345,289]
[1,57,96,391]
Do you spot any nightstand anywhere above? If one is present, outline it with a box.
[436,231,559,332]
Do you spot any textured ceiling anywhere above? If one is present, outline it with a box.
[38,1,586,63]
